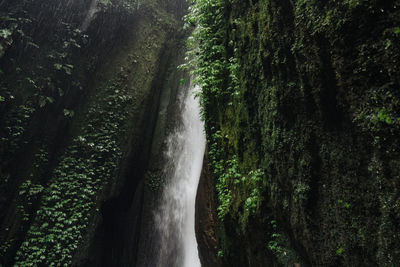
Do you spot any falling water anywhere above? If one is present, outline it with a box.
[153,81,205,267]
[80,0,100,31]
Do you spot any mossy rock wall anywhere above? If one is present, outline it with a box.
[193,1,400,266]
[0,0,188,266]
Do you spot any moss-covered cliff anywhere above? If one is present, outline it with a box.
[0,0,188,265]
[191,0,400,266]
[2,0,400,265]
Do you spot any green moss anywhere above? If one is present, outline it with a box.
[189,0,400,266]
[336,246,344,256]
[14,80,131,266]
[0,1,184,264]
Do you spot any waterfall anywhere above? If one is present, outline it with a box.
[153,81,205,267]
[80,0,100,31]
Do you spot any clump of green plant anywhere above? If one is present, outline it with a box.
[235,168,265,230]
[376,108,393,125]
[14,80,132,266]
[216,157,237,220]
[293,182,310,203]
[17,180,44,222]
[337,199,351,209]
[0,104,35,155]
[268,220,299,265]
[336,246,344,256]
[243,169,264,213]
[184,0,240,117]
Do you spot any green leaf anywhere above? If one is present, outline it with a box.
[39,96,46,108]
[64,68,71,75]
[63,109,74,117]
[0,28,12,39]
[27,41,39,49]
[54,63,62,70]
[385,39,392,50]
[336,247,344,256]
[46,96,55,104]
[63,65,73,75]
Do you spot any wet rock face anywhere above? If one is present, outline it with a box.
[0,0,188,265]
[195,157,220,267]
[194,0,400,266]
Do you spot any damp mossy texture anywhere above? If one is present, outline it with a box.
[1,0,400,266]
[0,0,187,265]
[189,0,400,266]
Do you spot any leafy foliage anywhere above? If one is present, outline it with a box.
[14,81,132,266]
[186,0,268,225]
[187,0,400,266]
[0,0,176,265]
[185,0,239,116]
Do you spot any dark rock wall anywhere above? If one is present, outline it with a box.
[0,0,188,266]
[195,156,221,267]
[194,0,400,266]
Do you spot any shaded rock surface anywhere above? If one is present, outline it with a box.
[0,0,189,266]
[195,156,221,267]
[193,1,400,266]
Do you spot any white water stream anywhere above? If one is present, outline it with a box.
[153,83,205,267]
[80,0,100,31]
